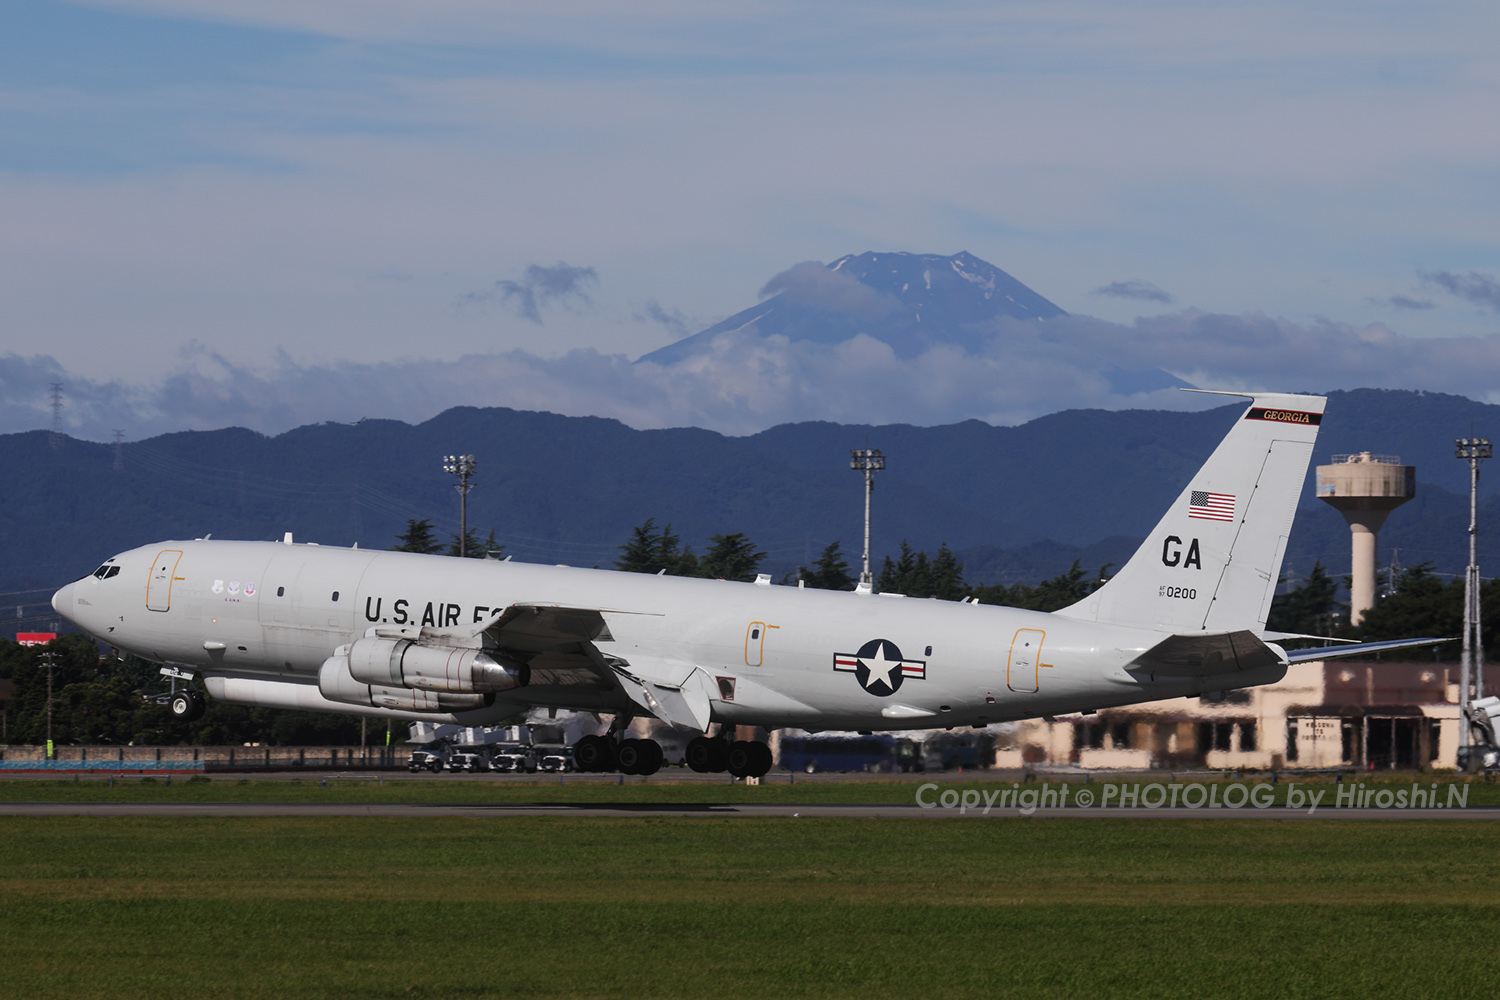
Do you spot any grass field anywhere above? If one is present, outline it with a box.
[3,772,1500,806]
[4,814,1500,999]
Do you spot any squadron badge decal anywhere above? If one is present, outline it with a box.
[833,638,926,696]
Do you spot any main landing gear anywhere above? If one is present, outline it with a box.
[570,727,773,778]
[686,730,772,779]
[571,733,666,775]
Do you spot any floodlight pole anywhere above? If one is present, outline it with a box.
[39,650,58,758]
[443,454,477,557]
[850,449,885,585]
[1457,437,1491,763]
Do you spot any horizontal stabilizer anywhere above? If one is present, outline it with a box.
[1130,630,1283,677]
[1259,631,1357,644]
[1284,637,1453,663]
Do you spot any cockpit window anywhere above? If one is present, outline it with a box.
[92,565,120,580]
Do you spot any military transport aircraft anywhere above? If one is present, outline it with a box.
[52,391,1442,777]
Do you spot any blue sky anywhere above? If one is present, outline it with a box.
[3,1,1500,438]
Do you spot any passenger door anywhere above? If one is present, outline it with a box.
[146,550,183,612]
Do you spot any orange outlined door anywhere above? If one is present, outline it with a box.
[147,549,184,612]
[744,622,778,666]
[1007,628,1047,693]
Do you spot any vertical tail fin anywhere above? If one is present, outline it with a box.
[1055,392,1326,633]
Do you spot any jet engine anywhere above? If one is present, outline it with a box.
[344,636,529,694]
[319,649,498,713]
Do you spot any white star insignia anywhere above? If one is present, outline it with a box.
[859,645,900,692]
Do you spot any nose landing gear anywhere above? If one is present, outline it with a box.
[167,689,205,721]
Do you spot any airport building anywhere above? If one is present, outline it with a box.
[994,659,1475,771]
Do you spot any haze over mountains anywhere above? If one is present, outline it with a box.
[18,246,1500,442]
[6,389,1499,635]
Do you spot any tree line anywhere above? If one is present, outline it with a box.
[1271,560,1496,658]
[610,518,1112,611]
[0,634,374,748]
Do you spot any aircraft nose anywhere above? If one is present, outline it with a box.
[51,582,74,617]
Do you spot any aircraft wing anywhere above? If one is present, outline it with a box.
[1284,637,1452,662]
[484,604,617,651]
[482,604,712,730]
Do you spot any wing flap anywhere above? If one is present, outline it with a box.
[485,605,713,730]
[610,664,714,732]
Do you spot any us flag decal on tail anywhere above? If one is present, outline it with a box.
[1188,490,1235,521]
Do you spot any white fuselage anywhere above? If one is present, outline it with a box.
[53,538,1284,733]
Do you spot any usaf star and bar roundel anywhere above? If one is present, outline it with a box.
[833,638,926,696]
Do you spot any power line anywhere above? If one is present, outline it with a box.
[48,382,63,450]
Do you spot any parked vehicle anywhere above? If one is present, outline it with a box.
[446,750,490,773]
[896,738,925,773]
[491,744,537,773]
[536,745,575,773]
[407,747,449,773]
[921,732,994,771]
[778,735,896,774]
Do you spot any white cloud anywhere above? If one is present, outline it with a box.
[14,308,1500,442]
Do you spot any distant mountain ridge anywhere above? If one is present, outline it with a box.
[6,389,1500,629]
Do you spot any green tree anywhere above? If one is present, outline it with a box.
[479,529,504,559]
[874,541,966,599]
[1266,562,1343,635]
[0,636,371,748]
[1357,563,1471,658]
[928,543,967,601]
[876,540,918,594]
[615,519,699,576]
[796,541,854,590]
[972,561,1110,612]
[391,518,443,554]
[699,533,766,582]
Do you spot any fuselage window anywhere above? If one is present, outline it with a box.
[105,566,120,579]
[331,591,340,602]
[277,586,285,597]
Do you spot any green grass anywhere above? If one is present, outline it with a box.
[3,772,1500,806]
[4,816,1500,998]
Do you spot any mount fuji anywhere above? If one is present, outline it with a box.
[638,251,1191,395]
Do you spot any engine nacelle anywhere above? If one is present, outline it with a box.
[346,637,529,694]
[318,653,492,713]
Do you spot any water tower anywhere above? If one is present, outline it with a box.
[1316,452,1416,626]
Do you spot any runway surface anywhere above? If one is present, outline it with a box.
[2,802,1498,819]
